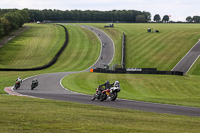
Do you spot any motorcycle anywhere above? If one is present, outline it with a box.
[14,81,20,89]
[91,85,121,101]
[91,86,104,101]
[31,81,38,90]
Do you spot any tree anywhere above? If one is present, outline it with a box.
[186,16,193,22]
[136,15,146,23]
[0,17,11,35]
[14,12,24,27]
[143,11,151,22]
[162,15,169,23]
[193,16,200,23]
[0,22,4,37]
[19,9,30,23]
[4,12,19,30]
[153,14,161,22]
[0,9,30,37]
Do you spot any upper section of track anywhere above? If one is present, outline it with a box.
[172,40,200,74]
[78,25,114,71]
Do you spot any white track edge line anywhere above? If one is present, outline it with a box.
[185,55,200,74]
[172,40,200,71]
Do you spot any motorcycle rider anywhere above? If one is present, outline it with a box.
[110,80,120,93]
[16,76,22,83]
[15,76,22,89]
[99,80,120,90]
[99,80,112,90]
[91,80,120,101]
[113,80,120,87]
[31,78,38,89]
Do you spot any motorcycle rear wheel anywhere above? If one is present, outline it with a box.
[15,84,19,90]
[100,93,107,101]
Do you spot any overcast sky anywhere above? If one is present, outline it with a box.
[1,0,200,21]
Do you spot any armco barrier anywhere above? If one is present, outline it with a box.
[0,24,68,71]
[121,33,126,68]
[92,68,184,76]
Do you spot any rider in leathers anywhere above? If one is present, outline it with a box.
[99,80,112,90]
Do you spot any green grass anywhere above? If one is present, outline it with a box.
[124,24,200,71]
[0,24,65,69]
[86,23,200,71]
[84,23,123,66]
[62,72,200,107]
[0,95,200,133]
[42,25,101,72]
[1,23,200,132]
[0,24,101,93]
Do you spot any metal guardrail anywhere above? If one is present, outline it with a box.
[121,33,126,68]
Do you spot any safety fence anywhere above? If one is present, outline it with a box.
[121,33,126,68]
[91,68,184,76]
[0,24,68,71]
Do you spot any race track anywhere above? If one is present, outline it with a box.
[14,25,200,117]
[172,40,200,74]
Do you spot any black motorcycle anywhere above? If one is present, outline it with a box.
[31,81,38,90]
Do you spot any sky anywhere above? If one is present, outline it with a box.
[1,0,200,22]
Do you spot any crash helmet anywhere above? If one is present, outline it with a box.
[114,81,120,87]
[106,80,110,84]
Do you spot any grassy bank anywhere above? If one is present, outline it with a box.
[0,24,65,69]
[87,23,200,72]
[0,95,200,133]
[0,24,101,93]
[1,23,200,132]
[42,25,101,72]
[62,72,200,107]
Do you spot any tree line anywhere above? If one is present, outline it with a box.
[0,9,151,23]
[0,9,30,37]
[0,8,151,38]
[186,16,200,23]
[153,14,171,23]
[27,9,151,23]
[153,14,200,23]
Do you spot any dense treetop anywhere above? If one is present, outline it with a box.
[0,8,151,38]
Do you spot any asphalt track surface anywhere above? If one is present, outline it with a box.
[15,25,200,117]
[172,40,200,74]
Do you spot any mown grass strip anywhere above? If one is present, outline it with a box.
[42,25,101,72]
[62,72,200,107]
[87,23,200,72]
[0,24,101,93]
[1,23,200,132]
[0,95,200,133]
[0,24,65,69]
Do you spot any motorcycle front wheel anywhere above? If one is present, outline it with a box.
[31,84,35,90]
[91,94,97,101]
[111,92,118,101]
